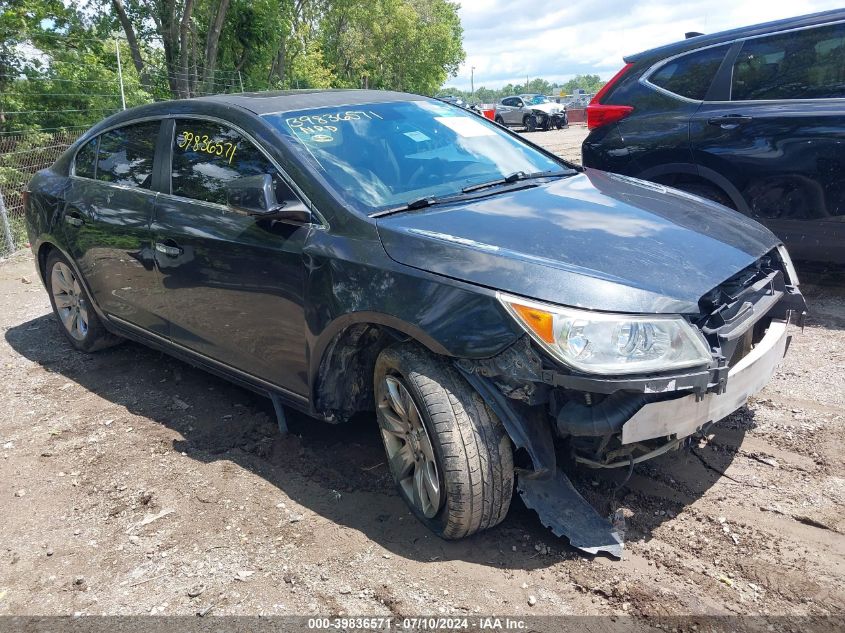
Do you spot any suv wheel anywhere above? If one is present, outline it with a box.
[494,115,505,125]
[374,343,513,539]
[523,114,537,132]
[45,251,121,352]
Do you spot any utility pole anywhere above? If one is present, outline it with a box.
[115,39,126,110]
[238,71,244,93]
[471,66,475,97]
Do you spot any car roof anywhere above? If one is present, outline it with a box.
[625,8,845,64]
[195,89,421,114]
[73,89,430,145]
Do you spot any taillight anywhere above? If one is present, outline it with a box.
[587,63,634,130]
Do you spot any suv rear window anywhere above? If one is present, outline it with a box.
[732,23,845,100]
[649,44,730,100]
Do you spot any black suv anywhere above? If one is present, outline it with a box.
[582,9,845,265]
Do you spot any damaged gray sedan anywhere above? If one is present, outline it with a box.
[26,90,806,557]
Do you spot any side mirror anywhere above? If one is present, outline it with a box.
[226,174,311,224]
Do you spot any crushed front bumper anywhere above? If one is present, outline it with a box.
[621,318,790,444]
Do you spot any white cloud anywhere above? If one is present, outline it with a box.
[449,1,843,89]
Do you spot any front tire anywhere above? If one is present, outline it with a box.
[45,251,121,352]
[523,114,537,132]
[374,343,513,539]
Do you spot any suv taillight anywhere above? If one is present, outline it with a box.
[587,63,634,130]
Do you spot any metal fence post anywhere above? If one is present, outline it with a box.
[0,189,16,255]
[116,39,127,110]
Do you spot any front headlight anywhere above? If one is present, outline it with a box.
[499,293,711,375]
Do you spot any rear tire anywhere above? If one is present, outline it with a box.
[45,251,122,352]
[374,343,513,539]
[494,115,505,125]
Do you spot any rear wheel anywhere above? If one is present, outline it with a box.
[494,115,505,125]
[45,251,121,352]
[374,343,513,539]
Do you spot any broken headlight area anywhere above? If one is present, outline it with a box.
[459,251,804,557]
[464,250,806,471]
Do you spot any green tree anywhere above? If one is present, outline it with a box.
[561,74,605,95]
[322,0,463,94]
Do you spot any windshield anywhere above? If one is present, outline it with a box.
[262,100,569,213]
[527,95,551,105]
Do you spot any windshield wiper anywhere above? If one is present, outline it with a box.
[371,170,574,218]
[461,170,571,193]
[370,195,459,218]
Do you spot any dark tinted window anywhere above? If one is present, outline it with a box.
[502,97,519,106]
[650,44,730,100]
[732,24,845,100]
[96,121,160,188]
[171,120,291,205]
[74,138,97,179]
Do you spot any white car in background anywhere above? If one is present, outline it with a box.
[494,94,567,131]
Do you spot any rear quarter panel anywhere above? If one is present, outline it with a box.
[25,168,71,283]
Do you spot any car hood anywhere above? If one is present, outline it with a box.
[529,102,561,114]
[375,169,781,314]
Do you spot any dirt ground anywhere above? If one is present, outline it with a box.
[1,130,844,621]
[521,124,587,165]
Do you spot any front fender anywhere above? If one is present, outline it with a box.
[303,227,524,400]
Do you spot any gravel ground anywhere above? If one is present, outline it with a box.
[520,124,587,164]
[1,128,843,620]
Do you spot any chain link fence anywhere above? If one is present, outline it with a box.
[0,130,84,256]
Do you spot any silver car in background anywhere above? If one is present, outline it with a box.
[494,94,567,131]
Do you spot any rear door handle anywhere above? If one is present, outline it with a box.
[708,115,752,129]
[64,212,84,227]
[154,242,183,258]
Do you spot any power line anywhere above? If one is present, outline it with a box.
[0,75,124,84]
[0,30,128,43]
[2,108,121,115]
[0,126,91,135]
[0,92,121,98]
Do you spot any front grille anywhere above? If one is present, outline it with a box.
[694,251,786,369]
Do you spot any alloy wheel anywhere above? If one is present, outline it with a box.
[377,375,442,518]
[51,262,89,341]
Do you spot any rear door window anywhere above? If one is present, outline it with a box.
[170,119,294,206]
[649,44,730,100]
[74,138,97,179]
[732,23,845,100]
[96,121,160,189]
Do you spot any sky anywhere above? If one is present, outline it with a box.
[448,0,844,90]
